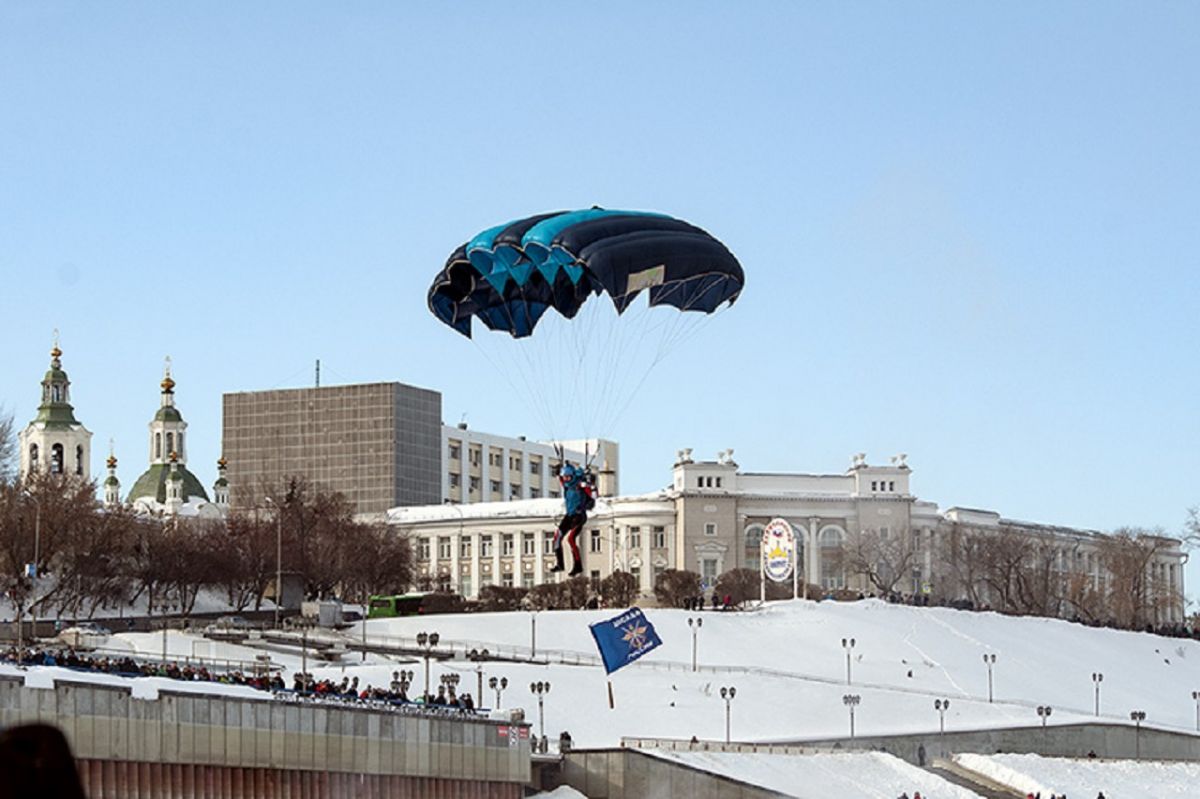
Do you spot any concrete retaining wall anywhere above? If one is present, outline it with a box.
[560,749,787,799]
[0,674,530,790]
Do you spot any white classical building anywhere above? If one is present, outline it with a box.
[389,449,1186,623]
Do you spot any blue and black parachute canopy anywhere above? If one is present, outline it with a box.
[428,208,744,338]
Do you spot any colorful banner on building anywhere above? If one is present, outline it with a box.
[589,608,663,674]
[761,518,795,582]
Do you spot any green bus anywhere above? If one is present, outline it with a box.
[367,592,430,619]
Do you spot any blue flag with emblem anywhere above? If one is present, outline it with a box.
[589,608,663,674]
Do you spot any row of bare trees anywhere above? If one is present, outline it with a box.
[838,523,1184,629]
[0,472,412,622]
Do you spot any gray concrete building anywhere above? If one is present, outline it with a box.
[222,382,442,515]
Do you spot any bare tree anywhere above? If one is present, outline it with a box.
[600,570,638,607]
[0,407,16,484]
[1100,527,1174,629]
[844,526,917,596]
[653,569,701,608]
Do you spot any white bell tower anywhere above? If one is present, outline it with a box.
[19,335,92,481]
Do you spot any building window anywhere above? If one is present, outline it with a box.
[653,564,665,584]
[510,455,522,470]
[52,385,61,402]
[449,473,461,488]
[502,572,514,588]
[155,433,162,460]
[75,445,84,476]
[530,460,541,475]
[460,537,472,559]
[489,451,502,467]
[50,443,64,474]
[502,534,514,556]
[629,526,641,549]
[744,524,764,564]
[438,537,451,559]
[701,558,718,587]
[631,566,642,586]
[697,477,703,488]
[889,481,895,491]
[715,477,722,488]
[531,488,541,499]
[543,534,554,555]
[590,570,602,590]
[490,480,501,493]
[590,530,602,553]
[510,483,520,498]
[449,443,461,460]
[480,535,493,557]
[166,432,174,456]
[28,443,38,471]
[522,533,536,556]
[819,526,846,589]
[871,481,877,491]
[704,522,717,537]
[469,476,480,492]
[469,448,481,467]
[522,572,535,589]
[550,491,560,499]
[418,537,430,561]
[652,526,666,549]
[460,576,473,597]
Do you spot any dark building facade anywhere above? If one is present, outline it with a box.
[222,382,441,515]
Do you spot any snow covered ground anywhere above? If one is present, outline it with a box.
[648,751,982,799]
[954,752,1200,797]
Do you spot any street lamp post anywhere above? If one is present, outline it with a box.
[416,631,440,701]
[842,638,856,685]
[843,694,861,738]
[688,617,703,672]
[1130,710,1146,759]
[265,497,283,628]
[1092,673,1104,717]
[934,699,950,756]
[469,648,489,705]
[530,681,550,739]
[489,676,508,709]
[440,673,461,703]
[1192,691,1200,732]
[395,669,414,700]
[1037,705,1053,746]
[983,654,997,703]
[720,686,737,743]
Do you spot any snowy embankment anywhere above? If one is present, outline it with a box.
[954,752,1200,797]
[19,598,1200,754]
[648,751,982,799]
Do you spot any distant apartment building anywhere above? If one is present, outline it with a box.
[221,382,442,515]
[441,424,618,504]
[389,450,1186,625]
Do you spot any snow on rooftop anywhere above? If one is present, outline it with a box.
[646,750,982,799]
[954,752,1200,797]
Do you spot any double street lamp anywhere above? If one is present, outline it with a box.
[982,654,997,703]
[1092,673,1104,717]
[469,648,489,705]
[440,673,461,703]
[688,617,703,672]
[1192,691,1200,732]
[1130,710,1146,759]
[530,681,551,739]
[934,699,950,755]
[843,694,861,738]
[416,631,440,701]
[841,638,856,685]
[489,676,509,709]
[1037,705,1053,741]
[720,686,737,743]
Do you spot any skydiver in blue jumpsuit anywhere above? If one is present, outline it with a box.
[551,462,594,576]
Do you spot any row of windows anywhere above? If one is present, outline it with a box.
[447,441,551,475]
[696,476,723,488]
[871,480,896,492]
[419,526,668,560]
[153,431,183,460]
[444,562,670,595]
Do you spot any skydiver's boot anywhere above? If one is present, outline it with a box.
[550,551,565,573]
[569,560,583,577]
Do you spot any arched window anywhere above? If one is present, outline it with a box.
[155,433,162,459]
[51,385,61,402]
[744,524,764,566]
[166,432,174,457]
[29,443,39,471]
[76,445,84,475]
[50,443,64,474]
[819,525,846,589]
[177,432,184,458]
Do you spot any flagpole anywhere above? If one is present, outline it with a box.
[607,680,614,709]
[759,531,766,604]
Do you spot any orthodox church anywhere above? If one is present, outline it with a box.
[19,343,229,517]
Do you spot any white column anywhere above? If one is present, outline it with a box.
[535,531,545,585]
[807,518,820,587]
[450,529,460,594]
[468,537,480,600]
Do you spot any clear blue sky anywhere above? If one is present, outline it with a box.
[2,4,1197,584]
